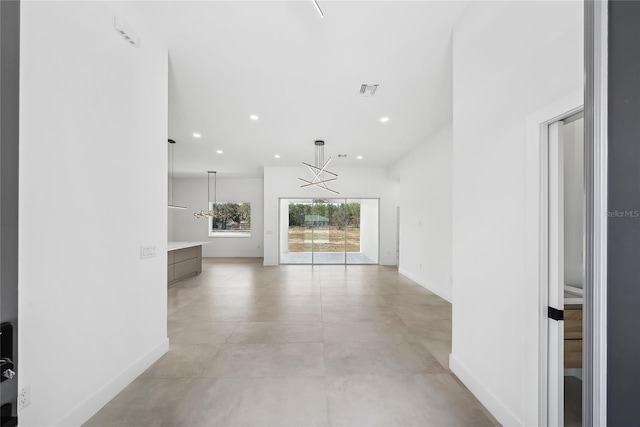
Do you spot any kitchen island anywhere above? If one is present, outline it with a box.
[167,241,210,285]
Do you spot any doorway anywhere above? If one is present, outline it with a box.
[546,112,585,427]
[278,198,379,265]
[0,0,20,424]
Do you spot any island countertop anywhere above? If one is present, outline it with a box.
[167,241,211,252]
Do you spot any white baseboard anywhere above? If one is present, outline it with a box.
[398,268,452,302]
[449,354,522,426]
[54,338,169,426]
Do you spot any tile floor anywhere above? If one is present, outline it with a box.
[564,376,582,427]
[279,252,376,265]
[85,258,500,427]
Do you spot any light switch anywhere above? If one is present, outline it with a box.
[140,245,157,259]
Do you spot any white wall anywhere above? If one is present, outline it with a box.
[360,199,380,263]
[263,167,398,265]
[450,2,583,426]
[389,123,453,302]
[19,2,168,425]
[279,199,290,255]
[564,118,584,288]
[171,177,264,257]
[168,207,177,241]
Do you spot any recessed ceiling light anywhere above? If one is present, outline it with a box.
[250,115,259,121]
[380,117,389,123]
[357,155,363,160]
[216,150,223,154]
[274,154,281,159]
[192,132,202,138]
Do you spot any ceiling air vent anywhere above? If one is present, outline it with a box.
[359,84,379,96]
[114,18,139,47]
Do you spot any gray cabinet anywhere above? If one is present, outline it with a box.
[168,245,202,285]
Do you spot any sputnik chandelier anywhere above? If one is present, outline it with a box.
[193,171,217,219]
[298,140,339,194]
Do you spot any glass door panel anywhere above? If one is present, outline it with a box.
[312,199,346,265]
[279,198,379,265]
[280,199,313,264]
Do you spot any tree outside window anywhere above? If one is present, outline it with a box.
[209,202,251,237]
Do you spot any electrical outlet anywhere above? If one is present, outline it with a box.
[18,385,31,411]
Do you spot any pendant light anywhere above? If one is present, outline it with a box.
[298,140,339,194]
[167,139,187,210]
[193,171,217,218]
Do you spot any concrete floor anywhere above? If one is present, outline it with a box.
[279,251,377,264]
[85,258,500,427]
[565,376,583,427]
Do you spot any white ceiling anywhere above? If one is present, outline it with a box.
[133,1,468,177]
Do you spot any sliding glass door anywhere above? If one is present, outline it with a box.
[311,200,346,265]
[279,198,379,265]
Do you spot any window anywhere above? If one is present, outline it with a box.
[209,202,251,237]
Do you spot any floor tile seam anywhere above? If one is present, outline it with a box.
[136,372,207,380]
[233,319,323,324]
[155,377,197,427]
[214,342,325,350]
[168,320,241,325]
[196,374,328,379]
[319,274,326,324]
[227,340,324,345]
[196,374,329,380]
[323,367,448,377]
[322,372,454,380]
[225,320,248,343]
[322,372,332,426]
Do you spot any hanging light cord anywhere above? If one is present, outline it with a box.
[193,170,217,218]
[170,143,174,204]
[168,140,187,209]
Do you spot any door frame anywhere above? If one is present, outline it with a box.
[524,89,584,426]
[546,119,569,427]
[277,197,381,266]
[530,100,584,427]
[524,72,608,425]
[0,0,21,424]
[583,1,608,425]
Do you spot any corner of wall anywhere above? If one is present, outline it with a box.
[53,339,169,426]
[399,268,452,303]
[449,355,522,427]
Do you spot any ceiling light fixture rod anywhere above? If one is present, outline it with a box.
[209,170,217,206]
[312,0,324,18]
[299,178,339,194]
[168,139,187,210]
[301,162,338,177]
[298,177,338,187]
[299,140,339,194]
[193,171,217,218]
